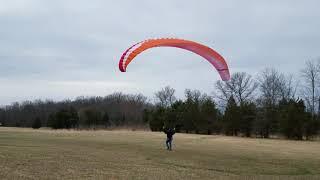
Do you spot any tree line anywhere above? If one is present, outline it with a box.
[0,60,320,140]
[146,60,320,140]
[0,93,150,129]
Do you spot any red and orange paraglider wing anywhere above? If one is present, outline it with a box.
[119,38,230,81]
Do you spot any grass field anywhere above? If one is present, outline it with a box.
[0,127,320,180]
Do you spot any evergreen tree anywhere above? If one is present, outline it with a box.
[102,112,110,127]
[182,92,199,133]
[48,107,79,129]
[32,117,42,129]
[253,104,279,138]
[304,113,320,140]
[83,108,102,127]
[200,97,219,135]
[223,96,241,136]
[279,99,305,140]
[149,107,166,131]
[69,107,79,128]
[239,102,256,137]
[142,109,150,123]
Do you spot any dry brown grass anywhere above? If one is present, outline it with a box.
[0,127,320,180]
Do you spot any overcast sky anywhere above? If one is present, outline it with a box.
[0,0,319,105]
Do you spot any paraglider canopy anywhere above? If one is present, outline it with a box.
[118,38,230,81]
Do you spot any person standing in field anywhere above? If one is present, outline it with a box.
[163,127,175,151]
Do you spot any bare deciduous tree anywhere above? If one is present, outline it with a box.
[279,74,298,101]
[258,68,290,106]
[254,68,289,138]
[214,72,258,105]
[154,86,176,108]
[301,60,320,116]
[185,89,202,103]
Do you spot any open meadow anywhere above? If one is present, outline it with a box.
[0,127,320,180]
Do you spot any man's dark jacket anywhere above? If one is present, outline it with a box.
[164,129,175,140]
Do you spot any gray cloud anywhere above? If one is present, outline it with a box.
[0,0,320,105]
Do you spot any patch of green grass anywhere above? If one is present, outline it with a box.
[0,127,320,179]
